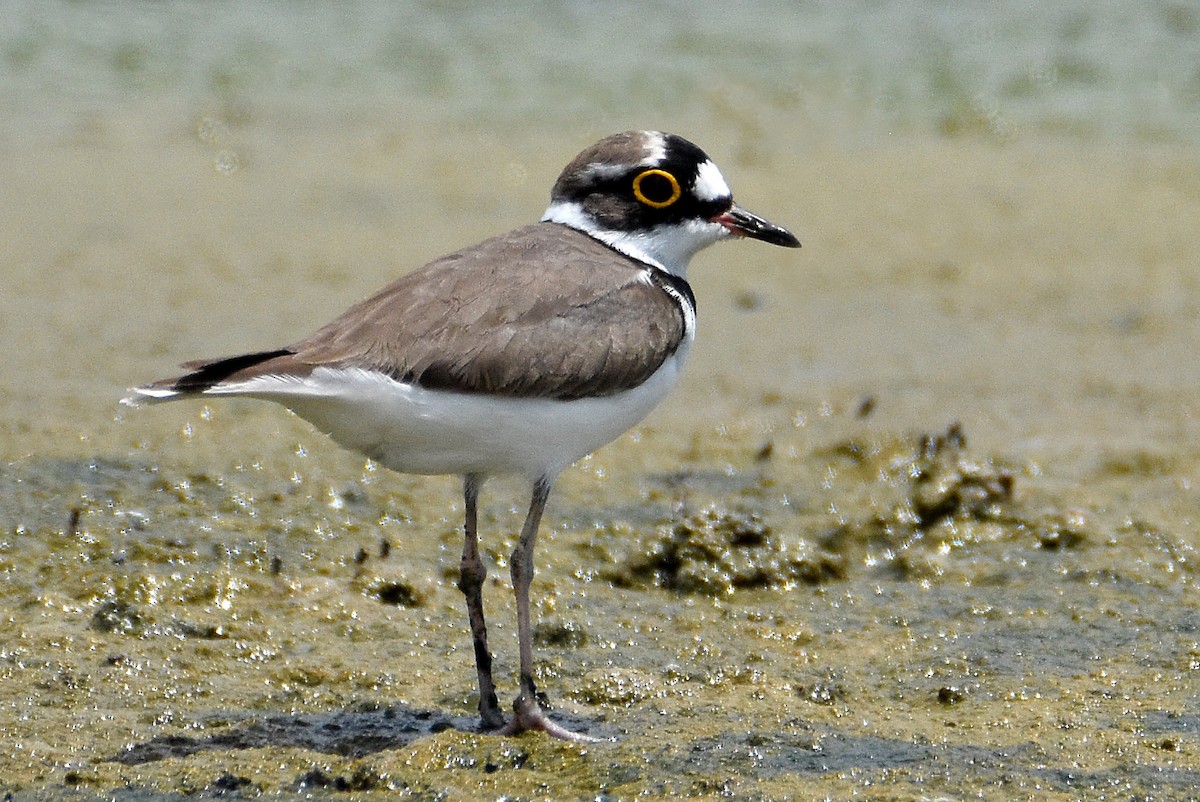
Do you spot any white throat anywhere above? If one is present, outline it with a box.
[541,200,730,278]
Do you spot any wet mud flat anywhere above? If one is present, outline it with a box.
[2,412,1198,801]
[2,133,1199,798]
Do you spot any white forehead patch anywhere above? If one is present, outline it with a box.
[694,159,731,202]
[642,131,668,166]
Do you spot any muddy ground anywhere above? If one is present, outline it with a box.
[1,127,1198,799]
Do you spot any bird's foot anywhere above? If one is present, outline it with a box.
[478,707,508,733]
[496,694,604,743]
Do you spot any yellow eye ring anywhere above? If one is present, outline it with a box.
[632,169,682,209]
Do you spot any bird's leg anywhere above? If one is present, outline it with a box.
[458,474,505,730]
[498,476,600,742]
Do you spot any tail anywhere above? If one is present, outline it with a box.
[121,348,296,407]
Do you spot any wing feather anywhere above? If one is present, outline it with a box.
[142,223,688,401]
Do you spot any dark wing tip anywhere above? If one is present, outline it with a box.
[169,348,296,393]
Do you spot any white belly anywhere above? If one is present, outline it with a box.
[205,358,685,480]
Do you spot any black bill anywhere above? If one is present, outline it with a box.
[715,204,801,248]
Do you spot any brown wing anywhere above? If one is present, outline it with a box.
[153,223,688,401]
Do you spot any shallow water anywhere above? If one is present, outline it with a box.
[3,3,1200,800]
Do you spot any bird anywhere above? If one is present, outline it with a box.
[124,130,800,741]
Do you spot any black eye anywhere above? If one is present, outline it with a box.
[632,169,682,209]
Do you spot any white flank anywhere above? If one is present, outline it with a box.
[128,362,688,480]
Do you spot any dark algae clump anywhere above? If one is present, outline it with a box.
[607,504,845,595]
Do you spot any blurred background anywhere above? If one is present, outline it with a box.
[5,1,1198,147]
[3,0,1198,458]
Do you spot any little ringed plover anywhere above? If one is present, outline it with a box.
[125,130,800,741]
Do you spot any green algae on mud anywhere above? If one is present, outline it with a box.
[3,410,1199,799]
[4,120,1200,798]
